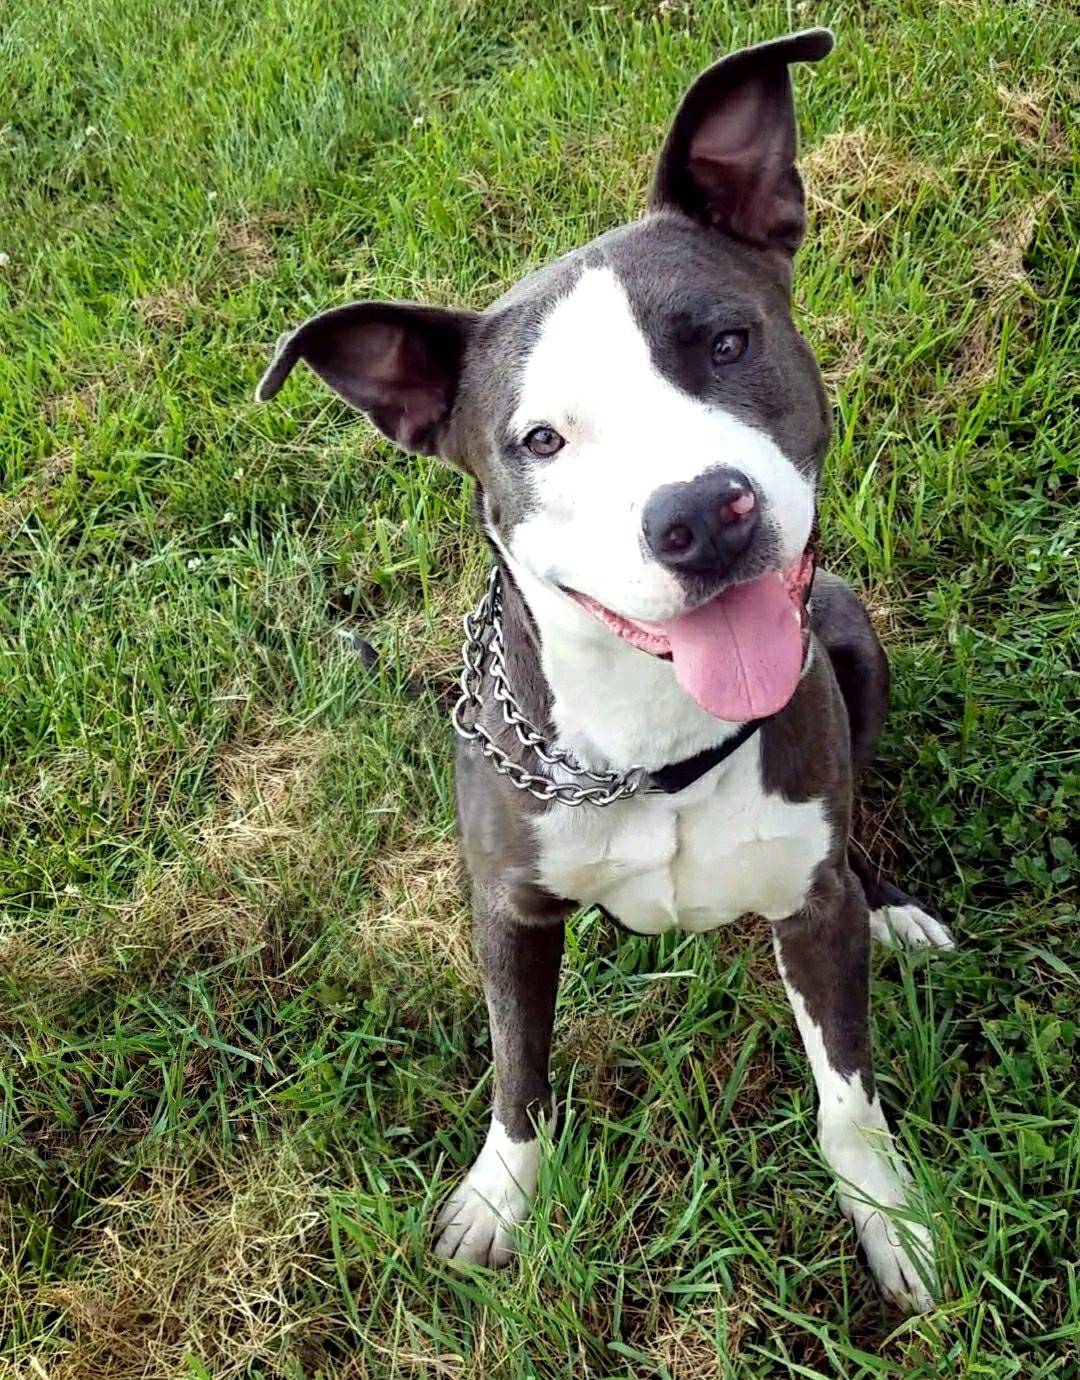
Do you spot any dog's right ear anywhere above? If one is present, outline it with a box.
[255,301,480,457]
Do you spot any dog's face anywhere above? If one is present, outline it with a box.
[260,30,834,720]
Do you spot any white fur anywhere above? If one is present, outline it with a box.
[434,1117,540,1267]
[870,904,955,952]
[775,940,937,1311]
[507,266,814,623]
[533,730,830,935]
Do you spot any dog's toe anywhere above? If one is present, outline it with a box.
[433,1125,538,1269]
[434,1190,519,1267]
[870,904,956,953]
[849,1205,937,1312]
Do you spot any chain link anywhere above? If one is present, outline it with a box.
[451,568,649,807]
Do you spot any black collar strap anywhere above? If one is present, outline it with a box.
[647,716,767,794]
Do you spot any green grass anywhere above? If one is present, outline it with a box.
[1,0,1078,1374]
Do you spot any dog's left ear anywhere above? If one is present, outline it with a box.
[255,301,480,456]
[650,28,833,253]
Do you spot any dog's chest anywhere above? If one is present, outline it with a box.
[532,743,831,934]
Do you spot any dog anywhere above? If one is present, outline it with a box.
[257,28,955,1311]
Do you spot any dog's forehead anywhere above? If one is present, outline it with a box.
[599,212,793,319]
[463,214,793,428]
[489,213,787,318]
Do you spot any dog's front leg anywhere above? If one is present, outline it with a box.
[435,882,568,1267]
[772,867,937,1311]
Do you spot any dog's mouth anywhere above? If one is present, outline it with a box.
[567,548,815,722]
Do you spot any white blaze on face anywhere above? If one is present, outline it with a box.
[506,266,815,623]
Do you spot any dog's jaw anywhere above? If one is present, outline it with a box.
[566,544,815,655]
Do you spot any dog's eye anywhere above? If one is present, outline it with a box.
[712,330,749,367]
[523,426,565,457]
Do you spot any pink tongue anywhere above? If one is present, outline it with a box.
[661,572,804,720]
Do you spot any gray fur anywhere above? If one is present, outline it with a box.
[773,865,875,1101]
[473,882,568,1141]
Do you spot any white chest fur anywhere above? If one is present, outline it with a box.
[531,739,830,934]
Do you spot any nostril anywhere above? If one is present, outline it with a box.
[718,489,756,526]
[661,523,695,553]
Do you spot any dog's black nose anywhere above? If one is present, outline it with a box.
[642,468,758,575]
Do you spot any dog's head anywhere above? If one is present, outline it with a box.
[259,30,834,721]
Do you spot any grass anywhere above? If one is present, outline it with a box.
[1,0,1078,1374]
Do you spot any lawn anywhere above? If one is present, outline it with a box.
[1,0,1078,1375]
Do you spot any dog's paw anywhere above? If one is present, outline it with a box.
[434,1184,523,1267]
[870,904,955,952]
[434,1122,538,1268]
[824,1113,938,1312]
[843,1198,937,1312]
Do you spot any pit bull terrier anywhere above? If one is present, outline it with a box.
[257,28,954,1311]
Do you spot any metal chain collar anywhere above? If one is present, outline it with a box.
[451,568,648,807]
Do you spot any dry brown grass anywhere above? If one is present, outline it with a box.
[804,126,938,397]
[141,714,468,988]
[27,1145,328,1380]
[643,1299,749,1378]
[0,713,478,1378]
[0,721,335,1005]
[337,1324,516,1380]
[930,192,1054,406]
[803,127,948,263]
[0,447,74,536]
[559,980,671,1089]
[206,730,330,859]
[378,562,484,688]
[973,193,1055,306]
[133,285,200,327]
[121,724,334,964]
[219,213,275,280]
[801,311,863,387]
[39,346,156,435]
[361,835,473,989]
[4,689,471,1010]
[43,384,102,425]
[996,84,1070,163]
[560,925,779,1125]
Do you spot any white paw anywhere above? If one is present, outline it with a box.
[824,1111,938,1312]
[870,903,955,952]
[842,1196,937,1312]
[434,1120,538,1268]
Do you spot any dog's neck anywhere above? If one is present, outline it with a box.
[495,547,746,776]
